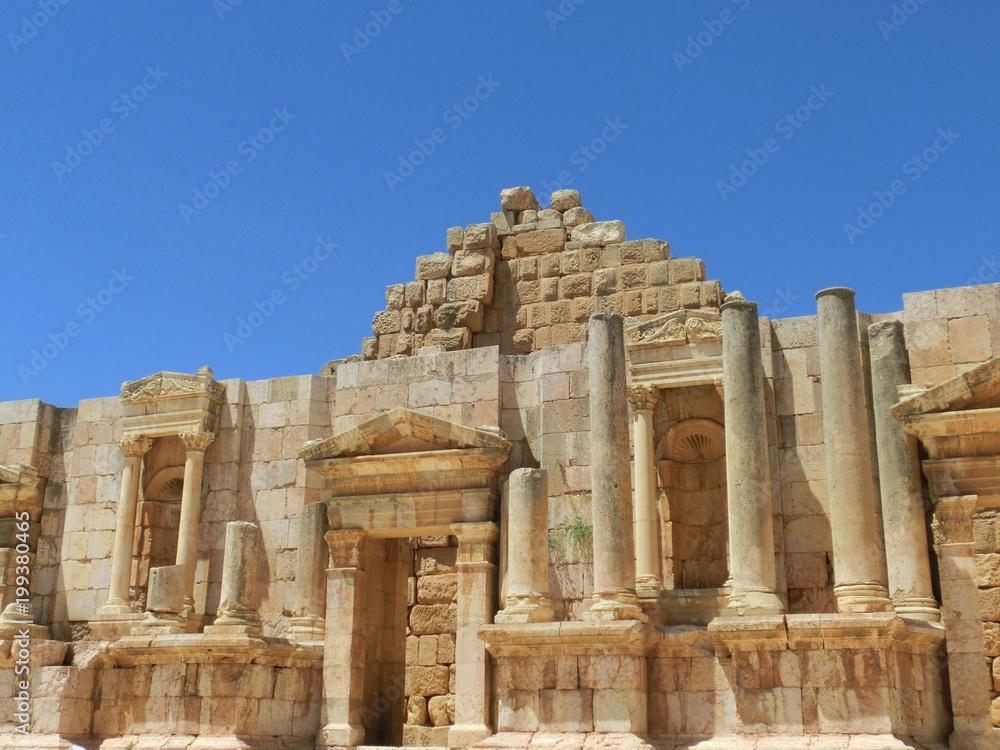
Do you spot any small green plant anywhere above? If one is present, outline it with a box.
[566,520,592,546]
[548,531,560,551]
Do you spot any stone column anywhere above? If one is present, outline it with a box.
[205,521,262,635]
[449,521,499,749]
[586,314,643,621]
[319,528,369,749]
[931,496,997,748]
[720,294,784,615]
[289,501,329,641]
[628,385,661,597]
[868,321,940,621]
[815,288,891,613]
[496,469,552,623]
[175,430,214,614]
[101,434,151,614]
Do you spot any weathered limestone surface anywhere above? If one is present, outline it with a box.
[2,189,999,747]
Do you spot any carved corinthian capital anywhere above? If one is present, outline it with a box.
[180,431,216,452]
[627,385,659,412]
[118,434,152,457]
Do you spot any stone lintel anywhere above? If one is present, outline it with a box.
[108,632,323,668]
[479,620,650,658]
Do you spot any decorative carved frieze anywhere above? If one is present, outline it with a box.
[624,310,722,349]
[121,367,225,405]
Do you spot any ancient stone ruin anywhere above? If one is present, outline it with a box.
[1,186,999,749]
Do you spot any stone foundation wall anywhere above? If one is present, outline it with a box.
[975,510,1000,727]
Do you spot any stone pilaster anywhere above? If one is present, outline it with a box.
[628,384,662,597]
[100,434,151,615]
[868,321,940,621]
[496,469,553,624]
[586,314,644,621]
[319,528,368,749]
[449,521,499,749]
[932,496,997,748]
[289,501,329,641]
[720,294,784,615]
[204,521,262,635]
[815,288,891,613]
[176,430,214,614]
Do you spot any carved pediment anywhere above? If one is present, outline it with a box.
[300,407,507,461]
[624,310,722,349]
[893,357,1000,420]
[121,365,225,405]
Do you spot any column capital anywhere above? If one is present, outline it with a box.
[118,434,152,457]
[451,521,499,565]
[325,528,366,569]
[180,430,215,452]
[627,384,659,412]
[932,495,980,547]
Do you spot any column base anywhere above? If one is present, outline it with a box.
[723,588,785,616]
[635,575,662,599]
[130,611,186,635]
[585,590,648,622]
[835,582,892,613]
[448,723,492,748]
[495,594,554,624]
[287,614,326,641]
[894,596,941,622]
[204,611,262,636]
[318,722,365,748]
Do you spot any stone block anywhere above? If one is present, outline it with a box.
[410,604,457,634]
[423,327,471,351]
[465,222,500,251]
[437,633,456,663]
[416,253,453,280]
[407,694,429,724]
[594,268,618,295]
[570,221,625,245]
[501,186,539,212]
[405,665,450,697]
[648,260,671,286]
[980,588,1000,622]
[405,280,426,307]
[453,248,494,277]
[434,301,484,332]
[592,688,646,733]
[620,264,647,289]
[428,694,450,726]
[446,226,464,253]
[550,189,581,212]
[670,257,706,283]
[559,274,592,299]
[417,573,457,604]
[563,206,594,228]
[427,279,446,305]
[418,635,439,666]
[512,228,566,257]
[538,689,593,732]
[539,254,561,278]
[386,284,405,310]
[950,315,992,363]
[498,690,540,732]
[447,274,493,304]
[372,309,401,335]
[977,554,1000,587]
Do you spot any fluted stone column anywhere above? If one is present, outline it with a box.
[101,434,151,614]
[721,294,784,615]
[320,528,368,749]
[449,521,499,749]
[586,314,644,621]
[628,385,662,597]
[868,321,940,621]
[816,288,891,613]
[205,521,262,635]
[496,469,553,624]
[289,501,329,641]
[176,430,215,613]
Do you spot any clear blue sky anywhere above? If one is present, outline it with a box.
[3,1,998,406]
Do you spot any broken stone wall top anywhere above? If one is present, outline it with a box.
[363,187,723,360]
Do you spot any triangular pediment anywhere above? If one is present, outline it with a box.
[624,309,722,349]
[300,407,507,461]
[893,357,1000,419]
